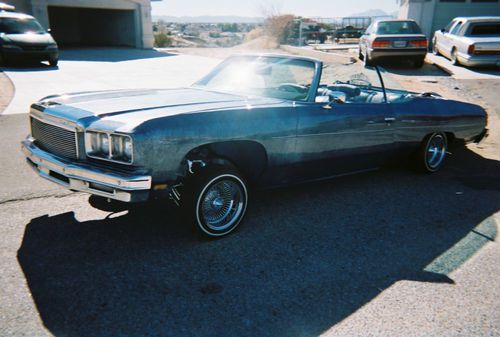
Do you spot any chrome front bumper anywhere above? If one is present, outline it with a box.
[22,138,152,202]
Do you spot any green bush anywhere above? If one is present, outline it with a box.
[154,32,173,48]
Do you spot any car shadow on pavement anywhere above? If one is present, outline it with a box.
[379,62,450,77]
[17,146,499,337]
[1,62,59,72]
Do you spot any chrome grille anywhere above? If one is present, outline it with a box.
[31,117,78,159]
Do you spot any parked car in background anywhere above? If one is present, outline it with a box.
[22,54,486,238]
[0,11,58,66]
[359,19,428,68]
[432,16,500,67]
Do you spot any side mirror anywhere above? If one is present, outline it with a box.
[440,28,445,33]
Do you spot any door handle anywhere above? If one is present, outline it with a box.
[384,117,396,122]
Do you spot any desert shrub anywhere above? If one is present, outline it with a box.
[264,14,296,44]
[154,32,173,48]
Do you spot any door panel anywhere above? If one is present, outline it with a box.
[292,102,395,182]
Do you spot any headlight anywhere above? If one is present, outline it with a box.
[85,131,133,164]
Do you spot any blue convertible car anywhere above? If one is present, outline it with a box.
[22,54,487,237]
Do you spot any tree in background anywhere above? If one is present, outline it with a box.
[264,14,296,45]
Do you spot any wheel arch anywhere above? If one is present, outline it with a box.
[421,131,453,144]
[183,140,269,184]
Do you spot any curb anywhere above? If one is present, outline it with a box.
[0,70,15,115]
[280,45,356,63]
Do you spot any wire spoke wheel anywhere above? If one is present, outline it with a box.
[200,179,244,230]
[423,133,447,172]
[193,171,248,237]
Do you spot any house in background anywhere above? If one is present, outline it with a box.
[398,0,500,38]
[5,0,160,48]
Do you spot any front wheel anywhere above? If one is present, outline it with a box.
[416,132,448,173]
[48,57,58,67]
[183,165,248,238]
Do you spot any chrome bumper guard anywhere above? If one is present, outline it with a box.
[22,138,151,202]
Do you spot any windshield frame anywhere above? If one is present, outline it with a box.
[193,54,323,103]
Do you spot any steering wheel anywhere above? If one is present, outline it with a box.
[278,83,308,94]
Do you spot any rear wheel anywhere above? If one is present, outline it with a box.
[413,57,425,68]
[416,132,448,173]
[450,48,459,66]
[182,165,248,238]
[432,38,440,55]
[363,50,373,67]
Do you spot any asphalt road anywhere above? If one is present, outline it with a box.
[0,49,499,337]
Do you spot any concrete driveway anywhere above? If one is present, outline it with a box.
[1,48,219,115]
[426,53,500,80]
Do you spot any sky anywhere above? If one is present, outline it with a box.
[151,0,400,18]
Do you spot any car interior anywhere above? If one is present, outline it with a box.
[317,82,410,104]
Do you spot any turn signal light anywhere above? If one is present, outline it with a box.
[409,39,428,48]
[467,44,475,55]
[372,40,390,48]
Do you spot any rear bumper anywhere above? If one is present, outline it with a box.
[457,53,500,67]
[22,137,151,202]
[369,48,427,59]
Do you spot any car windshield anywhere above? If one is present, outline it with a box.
[0,18,45,34]
[194,55,316,101]
[376,21,422,35]
[467,22,500,36]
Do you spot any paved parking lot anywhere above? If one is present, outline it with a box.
[0,48,499,337]
[2,48,218,115]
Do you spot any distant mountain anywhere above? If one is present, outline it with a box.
[153,16,264,23]
[348,9,394,18]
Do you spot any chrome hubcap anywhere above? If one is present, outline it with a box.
[426,134,446,169]
[199,178,245,231]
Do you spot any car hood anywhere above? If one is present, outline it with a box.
[1,33,56,45]
[37,88,286,132]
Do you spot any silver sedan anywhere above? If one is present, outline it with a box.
[359,19,428,68]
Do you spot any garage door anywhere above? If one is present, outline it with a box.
[48,6,137,47]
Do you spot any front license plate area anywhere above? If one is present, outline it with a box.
[393,40,407,48]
